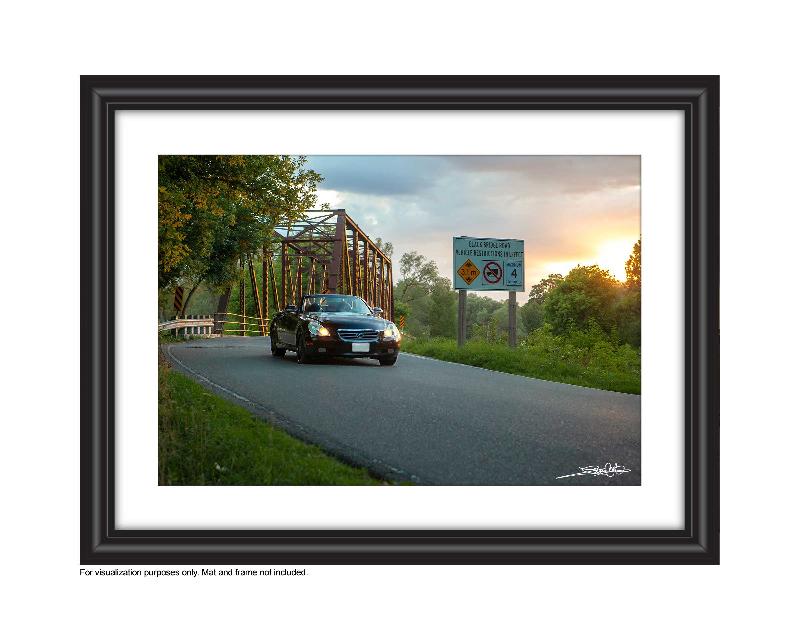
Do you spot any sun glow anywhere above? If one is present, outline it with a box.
[540,237,638,284]
[594,237,639,281]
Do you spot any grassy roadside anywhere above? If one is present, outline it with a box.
[402,336,640,394]
[159,358,386,485]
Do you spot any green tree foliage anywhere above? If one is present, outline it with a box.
[471,314,502,344]
[469,301,523,345]
[397,251,440,303]
[394,251,443,336]
[393,298,411,324]
[465,293,503,340]
[518,273,563,334]
[394,252,458,337]
[427,277,457,338]
[625,238,641,290]
[614,288,641,347]
[519,298,544,332]
[374,237,394,258]
[616,238,642,345]
[538,241,641,346]
[543,265,622,334]
[396,242,641,350]
[528,273,564,304]
[493,301,513,335]
[158,155,323,292]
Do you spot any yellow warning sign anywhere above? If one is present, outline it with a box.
[457,259,480,285]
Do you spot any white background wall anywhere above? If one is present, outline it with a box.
[1,1,797,638]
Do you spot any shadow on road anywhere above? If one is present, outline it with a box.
[269,354,382,367]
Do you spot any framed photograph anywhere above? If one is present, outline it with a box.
[81,76,719,564]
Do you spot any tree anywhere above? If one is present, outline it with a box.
[374,237,394,259]
[528,273,564,304]
[614,288,641,347]
[465,294,502,339]
[519,273,563,336]
[491,302,511,338]
[616,239,642,346]
[427,277,457,338]
[472,314,502,344]
[519,298,545,333]
[158,155,323,300]
[625,238,641,290]
[543,265,622,334]
[396,251,440,303]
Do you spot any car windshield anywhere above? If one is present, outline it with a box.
[301,295,372,315]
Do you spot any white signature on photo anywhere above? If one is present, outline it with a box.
[556,463,631,480]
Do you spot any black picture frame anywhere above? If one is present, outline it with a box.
[81,75,719,565]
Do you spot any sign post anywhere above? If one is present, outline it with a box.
[508,291,517,347]
[457,289,467,346]
[453,237,525,348]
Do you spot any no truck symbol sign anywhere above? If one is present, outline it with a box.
[482,261,503,284]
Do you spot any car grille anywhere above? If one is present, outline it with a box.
[337,328,381,342]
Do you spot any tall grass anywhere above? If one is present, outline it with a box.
[159,362,386,485]
[402,326,640,394]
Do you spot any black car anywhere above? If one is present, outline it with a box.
[269,294,401,365]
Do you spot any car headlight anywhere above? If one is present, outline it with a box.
[308,320,330,337]
[384,323,400,340]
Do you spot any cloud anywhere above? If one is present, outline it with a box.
[444,155,640,194]
[305,155,640,296]
[308,156,446,196]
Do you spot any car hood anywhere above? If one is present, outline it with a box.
[304,312,388,330]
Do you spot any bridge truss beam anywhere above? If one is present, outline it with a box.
[214,209,393,336]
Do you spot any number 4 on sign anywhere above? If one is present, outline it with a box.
[504,260,523,287]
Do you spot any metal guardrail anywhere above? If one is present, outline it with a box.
[158,315,216,336]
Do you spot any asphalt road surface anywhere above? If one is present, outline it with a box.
[165,336,640,485]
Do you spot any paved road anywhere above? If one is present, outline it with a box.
[165,336,640,485]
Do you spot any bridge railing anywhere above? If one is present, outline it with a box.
[158,315,215,336]
[158,313,269,338]
[215,312,268,336]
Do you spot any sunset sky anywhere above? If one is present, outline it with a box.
[307,156,640,298]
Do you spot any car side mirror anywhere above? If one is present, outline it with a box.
[372,307,384,317]
[285,305,297,313]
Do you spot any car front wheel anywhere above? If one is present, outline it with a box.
[270,332,286,357]
[378,354,398,366]
[296,331,312,364]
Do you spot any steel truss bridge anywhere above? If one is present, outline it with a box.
[212,209,393,336]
